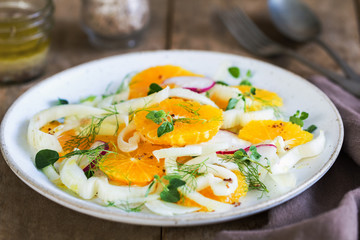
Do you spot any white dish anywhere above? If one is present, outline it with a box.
[0,50,343,226]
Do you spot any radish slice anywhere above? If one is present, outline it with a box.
[216,143,276,155]
[82,141,109,172]
[243,144,277,152]
[163,76,216,93]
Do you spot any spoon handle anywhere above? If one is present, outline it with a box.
[314,37,360,82]
[283,49,360,97]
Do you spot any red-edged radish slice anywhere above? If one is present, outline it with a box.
[82,141,109,172]
[216,143,276,155]
[163,76,216,93]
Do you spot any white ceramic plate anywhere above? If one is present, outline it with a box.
[0,50,343,226]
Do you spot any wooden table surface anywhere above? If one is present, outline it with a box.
[0,0,359,239]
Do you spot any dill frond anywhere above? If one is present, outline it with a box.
[107,201,145,213]
[220,148,271,194]
[63,107,120,151]
[174,158,210,192]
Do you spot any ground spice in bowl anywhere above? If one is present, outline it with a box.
[81,0,150,48]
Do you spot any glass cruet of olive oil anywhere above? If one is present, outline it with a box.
[0,0,54,83]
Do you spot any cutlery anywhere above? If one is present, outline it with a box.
[218,8,360,97]
[268,0,360,82]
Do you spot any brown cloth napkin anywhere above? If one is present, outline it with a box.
[216,76,360,240]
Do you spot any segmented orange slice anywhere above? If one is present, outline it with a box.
[209,85,282,111]
[238,120,313,148]
[99,142,165,186]
[235,85,283,111]
[133,98,223,146]
[180,170,248,211]
[129,65,201,99]
[199,170,248,203]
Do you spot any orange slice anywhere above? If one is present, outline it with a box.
[199,170,248,203]
[180,170,248,211]
[129,65,201,99]
[209,93,231,110]
[235,85,283,111]
[99,142,165,186]
[40,120,61,135]
[238,120,313,148]
[133,98,223,146]
[210,85,282,111]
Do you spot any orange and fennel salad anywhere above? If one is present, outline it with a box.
[27,65,325,215]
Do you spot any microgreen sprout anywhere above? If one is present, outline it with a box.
[57,98,69,105]
[239,79,252,86]
[289,110,309,127]
[35,144,113,170]
[147,83,163,95]
[145,105,214,137]
[305,124,317,133]
[80,95,97,103]
[228,67,240,78]
[226,98,240,110]
[289,110,317,132]
[146,110,174,137]
[147,174,186,202]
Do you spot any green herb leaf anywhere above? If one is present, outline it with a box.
[35,149,60,169]
[160,188,181,202]
[226,98,240,111]
[80,95,97,103]
[168,177,186,188]
[84,170,95,179]
[246,70,253,78]
[147,83,163,95]
[300,111,309,120]
[157,121,174,137]
[305,124,317,133]
[289,110,309,127]
[215,81,229,86]
[57,98,69,105]
[228,67,240,78]
[234,149,247,159]
[146,110,167,124]
[239,79,252,86]
[160,176,186,203]
[289,116,303,127]
[250,87,256,95]
[249,146,261,160]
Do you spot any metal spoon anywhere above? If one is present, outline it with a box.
[268,0,360,81]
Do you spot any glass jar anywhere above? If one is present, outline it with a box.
[81,0,150,48]
[0,0,54,83]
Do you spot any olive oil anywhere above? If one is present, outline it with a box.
[0,1,53,82]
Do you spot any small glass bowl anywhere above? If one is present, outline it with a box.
[81,0,150,49]
[0,0,54,83]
